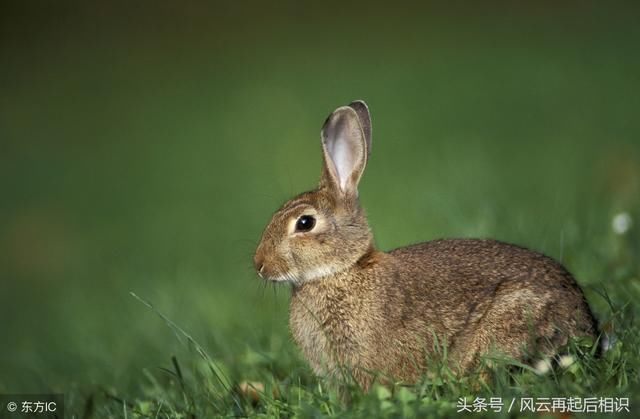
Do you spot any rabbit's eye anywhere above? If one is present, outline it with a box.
[295,215,316,232]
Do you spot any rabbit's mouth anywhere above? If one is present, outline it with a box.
[261,271,300,284]
[261,264,342,285]
[254,252,290,282]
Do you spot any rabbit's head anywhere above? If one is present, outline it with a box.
[254,101,374,283]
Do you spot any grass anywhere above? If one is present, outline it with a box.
[1,2,639,417]
[82,287,639,418]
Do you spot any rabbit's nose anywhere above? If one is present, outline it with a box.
[254,255,265,277]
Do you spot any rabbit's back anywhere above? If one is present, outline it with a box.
[389,238,591,307]
[389,238,586,298]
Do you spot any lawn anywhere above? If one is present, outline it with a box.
[0,2,639,417]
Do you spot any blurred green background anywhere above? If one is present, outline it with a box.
[1,0,639,404]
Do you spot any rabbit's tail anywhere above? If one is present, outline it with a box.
[600,332,616,353]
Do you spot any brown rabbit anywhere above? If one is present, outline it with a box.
[253,100,598,391]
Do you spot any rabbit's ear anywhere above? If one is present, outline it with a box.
[348,100,371,160]
[320,106,367,197]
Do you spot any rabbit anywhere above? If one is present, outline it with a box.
[253,100,598,391]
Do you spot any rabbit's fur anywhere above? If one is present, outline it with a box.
[254,101,598,390]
